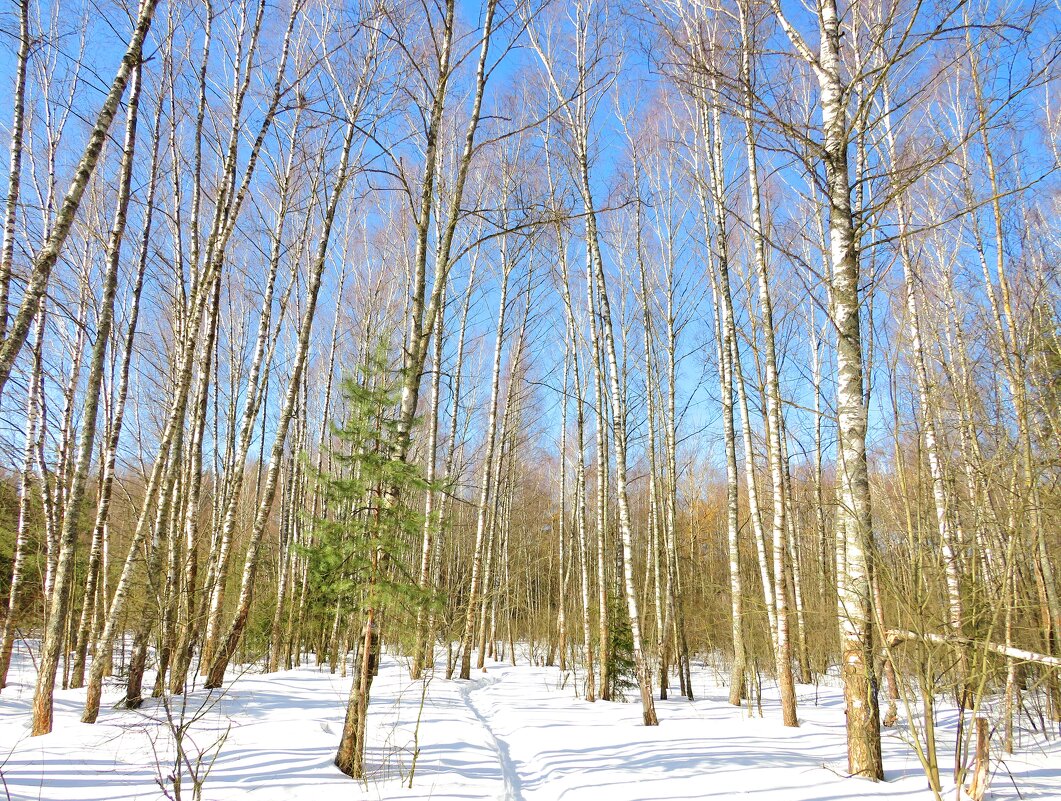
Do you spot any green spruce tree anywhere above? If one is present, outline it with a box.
[309,342,436,778]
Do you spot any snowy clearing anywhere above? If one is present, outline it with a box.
[1,642,1058,801]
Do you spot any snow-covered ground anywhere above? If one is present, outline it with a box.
[1,640,1058,800]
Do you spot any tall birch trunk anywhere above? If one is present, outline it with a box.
[771,0,884,775]
[31,63,145,736]
[459,260,511,679]
[0,0,30,338]
[738,2,797,726]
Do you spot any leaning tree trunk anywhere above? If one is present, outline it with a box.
[69,95,157,689]
[0,0,160,397]
[83,0,298,722]
[31,63,145,736]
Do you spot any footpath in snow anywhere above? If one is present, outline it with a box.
[1,642,1058,800]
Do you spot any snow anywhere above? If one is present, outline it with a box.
[1,640,1058,801]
